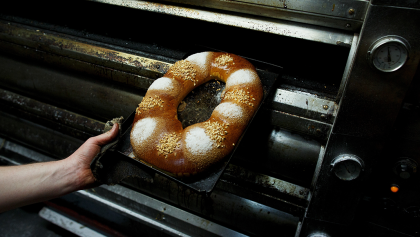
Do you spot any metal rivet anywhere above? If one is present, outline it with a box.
[346,23,351,28]
[348,9,355,15]
[323,105,329,110]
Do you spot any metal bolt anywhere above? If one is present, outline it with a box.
[348,8,355,15]
[346,23,351,28]
[323,105,329,110]
[320,114,326,119]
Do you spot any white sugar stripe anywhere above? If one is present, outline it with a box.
[149,77,173,91]
[214,102,243,119]
[226,69,257,88]
[186,52,210,68]
[185,127,213,155]
[132,118,157,143]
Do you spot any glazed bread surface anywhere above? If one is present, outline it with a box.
[130,52,263,177]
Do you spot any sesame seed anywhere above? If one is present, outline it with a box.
[204,121,228,148]
[171,60,198,85]
[136,95,164,114]
[156,133,181,158]
[215,54,234,66]
[224,89,255,106]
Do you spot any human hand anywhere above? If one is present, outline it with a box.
[66,123,119,190]
[0,123,119,212]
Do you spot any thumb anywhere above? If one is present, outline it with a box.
[89,123,119,146]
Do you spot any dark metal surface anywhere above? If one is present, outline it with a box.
[0,54,142,122]
[0,22,338,139]
[177,80,225,129]
[0,21,171,80]
[0,111,83,159]
[265,109,332,140]
[0,204,75,237]
[0,134,300,237]
[0,1,384,235]
[0,9,350,97]
[234,125,321,187]
[91,68,280,194]
[0,88,104,139]
[0,65,321,187]
[301,3,420,235]
[371,0,420,9]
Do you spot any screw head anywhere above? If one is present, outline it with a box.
[346,23,352,28]
[348,8,355,15]
[323,105,329,110]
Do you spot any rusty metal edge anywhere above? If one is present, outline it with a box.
[0,21,172,79]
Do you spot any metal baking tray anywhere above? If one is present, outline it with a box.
[91,50,281,195]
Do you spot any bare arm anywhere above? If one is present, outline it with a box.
[0,123,119,213]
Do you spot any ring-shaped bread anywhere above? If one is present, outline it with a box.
[130,52,263,177]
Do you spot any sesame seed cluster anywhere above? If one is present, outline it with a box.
[157,132,181,158]
[136,95,164,115]
[171,60,198,86]
[224,89,256,107]
[204,121,229,148]
[215,54,235,66]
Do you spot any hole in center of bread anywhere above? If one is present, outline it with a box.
[177,79,225,129]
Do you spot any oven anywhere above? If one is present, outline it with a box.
[0,0,419,236]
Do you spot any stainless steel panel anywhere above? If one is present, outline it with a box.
[88,0,354,46]
[158,0,366,31]
[267,109,332,140]
[272,89,337,123]
[301,3,420,233]
[334,6,420,138]
[235,0,368,19]
[337,33,359,100]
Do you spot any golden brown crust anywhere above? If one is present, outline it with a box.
[130,52,263,177]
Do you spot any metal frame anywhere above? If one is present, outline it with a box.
[146,0,368,31]
[88,0,354,47]
[1,0,419,235]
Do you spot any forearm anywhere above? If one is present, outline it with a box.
[0,159,80,213]
[0,123,118,213]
